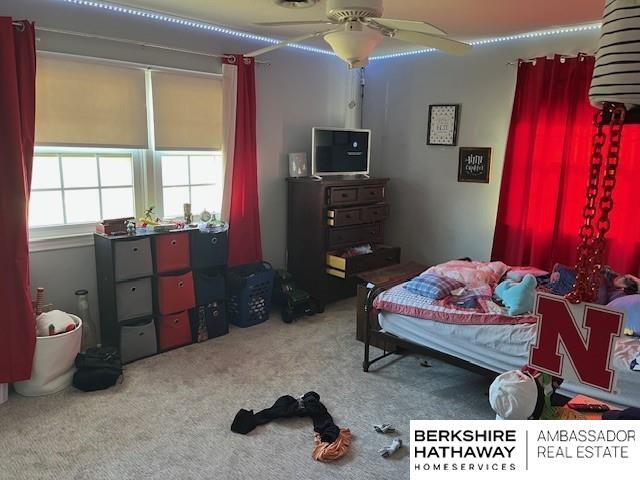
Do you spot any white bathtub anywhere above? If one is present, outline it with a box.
[13,315,82,397]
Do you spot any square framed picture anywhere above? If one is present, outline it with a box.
[427,104,460,146]
[458,147,491,183]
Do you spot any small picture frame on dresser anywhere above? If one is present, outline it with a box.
[427,104,460,146]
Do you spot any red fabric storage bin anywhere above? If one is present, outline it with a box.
[157,311,192,351]
[157,272,196,315]
[155,233,190,274]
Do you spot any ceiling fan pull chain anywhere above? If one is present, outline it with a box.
[567,103,626,304]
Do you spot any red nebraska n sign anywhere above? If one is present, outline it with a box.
[529,293,623,392]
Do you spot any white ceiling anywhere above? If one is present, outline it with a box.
[116,0,604,55]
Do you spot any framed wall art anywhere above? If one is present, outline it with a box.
[427,104,460,146]
[458,147,491,183]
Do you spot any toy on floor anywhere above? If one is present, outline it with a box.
[36,310,76,337]
[272,269,323,323]
[378,438,403,458]
[373,423,396,434]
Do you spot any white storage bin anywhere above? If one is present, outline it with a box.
[14,315,82,397]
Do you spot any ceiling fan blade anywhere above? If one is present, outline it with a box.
[391,30,472,56]
[371,18,447,36]
[253,20,335,27]
[245,29,337,57]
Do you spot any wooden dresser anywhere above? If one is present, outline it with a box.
[286,177,400,307]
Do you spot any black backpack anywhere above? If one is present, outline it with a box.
[72,347,123,392]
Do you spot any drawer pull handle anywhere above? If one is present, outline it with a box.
[341,193,348,198]
[211,237,218,245]
[131,287,136,292]
[373,211,379,215]
[171,240,177,246]
[178,281,184,287]
[345,215,352,219]
[174,319,180,325]
[138,332,144,336]
[133,247,139,252]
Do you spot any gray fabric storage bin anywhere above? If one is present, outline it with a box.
[116,277,153,322]
[120,319,157,363]
[114,238,153,281]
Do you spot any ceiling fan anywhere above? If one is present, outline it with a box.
[246,0,472,68]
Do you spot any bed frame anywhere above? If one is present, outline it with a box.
[361,279,496,379]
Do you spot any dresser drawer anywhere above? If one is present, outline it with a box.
[114,238,153,281]
[327,223,384,248]
[157,311,192,352]
[328,187,358,205]
[120,319,157,364]
[362,204,389,223]
[157,272,196,315]
[193,269,226,305]
[326,245,401,278]
[190,230,228,269]
[327,207,362,227]
[154,232,190,274]
[359,185,385,203]
[116,278,153,322]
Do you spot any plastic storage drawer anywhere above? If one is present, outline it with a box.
[157,311,192,351]
[120,319,157,363]
[157,272,196,315]
[114,238,153,281]
[190,230,228,269]
[154,232,190,274]
[193,269,226,305]
[190,301,228,342]
[115,277,153,322]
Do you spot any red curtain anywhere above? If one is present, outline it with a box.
[223,54,262,266]
[492,55,640,274]
[0,18,37,383]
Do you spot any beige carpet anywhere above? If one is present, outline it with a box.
[0,299,493,480]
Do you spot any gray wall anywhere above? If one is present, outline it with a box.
[364,31,600,266]
[1,0,349,329]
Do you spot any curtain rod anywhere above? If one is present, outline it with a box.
[24,25,270,65]
[506,52,594,66]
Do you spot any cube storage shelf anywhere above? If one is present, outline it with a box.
[94,227,229,364]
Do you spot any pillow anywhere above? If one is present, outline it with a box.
[404,274,464,300]
[425,261,509,288]
[506,266,548,282]
[495,274,537,316]
[607,294,640,336]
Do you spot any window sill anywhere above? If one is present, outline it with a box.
[29,232,94,253]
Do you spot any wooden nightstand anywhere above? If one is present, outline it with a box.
[355,261,427,348]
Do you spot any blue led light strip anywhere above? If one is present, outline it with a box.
[369,23,602,61]
[56,0,335,55]
[56,0,602,62]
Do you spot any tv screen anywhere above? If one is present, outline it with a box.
[312,127,370,175]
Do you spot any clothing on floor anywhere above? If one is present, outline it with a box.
[312,428,352,462]
[378,438,402,458]
[373,424,396,434]
[231,391,351,462]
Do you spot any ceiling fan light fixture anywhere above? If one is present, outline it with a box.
[273,0,319,8]
[324,28,383,68]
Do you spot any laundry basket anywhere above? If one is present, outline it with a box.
[227,262,275,328]
[14,315,82,397]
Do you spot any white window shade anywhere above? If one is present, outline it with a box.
[151,71,223,150]
[35,55,148,148]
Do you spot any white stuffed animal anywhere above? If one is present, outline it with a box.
[36,310,76,337]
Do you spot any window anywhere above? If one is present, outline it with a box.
[30,151,136,227]
[159,152,224,218]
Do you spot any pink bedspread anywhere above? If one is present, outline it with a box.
[373,283,538,326]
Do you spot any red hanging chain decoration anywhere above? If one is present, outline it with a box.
[567,103,626,303]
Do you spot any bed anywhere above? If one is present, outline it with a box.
[363,263,640,409]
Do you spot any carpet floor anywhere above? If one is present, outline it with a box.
[0,299,494,480]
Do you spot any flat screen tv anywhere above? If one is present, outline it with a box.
[311,127,371,176]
